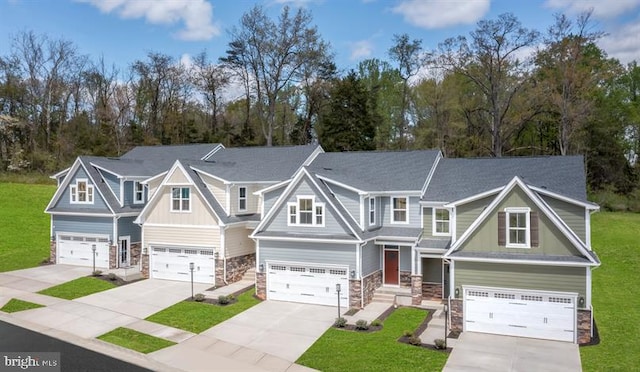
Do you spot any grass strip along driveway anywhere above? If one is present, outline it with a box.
[0,299,45,313]
[38,277,116,300]
[297,307,448,372]
[98,327,176,354]
[146,289,260,334]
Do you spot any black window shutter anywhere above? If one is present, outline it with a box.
[497,212,506,246]
[530,211,539,247]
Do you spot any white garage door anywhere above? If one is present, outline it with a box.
[150,247,215,284]
[58,235,110,268]
[267,262,349,307]
[464,286,577,343]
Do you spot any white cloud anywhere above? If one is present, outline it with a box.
[272,0,322,7]
[349,40,375,61]
[598,21,640,64]
[392,0,490,29]
[544,0,640,19]
[77,0,219,41]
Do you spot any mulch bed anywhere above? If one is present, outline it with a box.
[91,274,144,287]
[335,323,383,333]
[396,306,452,353]
[185,296,239,306]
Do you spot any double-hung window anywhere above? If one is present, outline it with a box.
[238,186,247,211]
[70,179,94,204]
[288,196,324,226]
[369,197,376,225]
[133,181,144,204]
[505,208,530,248]
[433,208,450,235]
[391,197,408,223]
[171,187,190,212]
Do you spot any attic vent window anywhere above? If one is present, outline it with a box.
[70,179,94,204]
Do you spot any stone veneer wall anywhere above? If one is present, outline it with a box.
[450,298,463,332]
[256,272,266,300]
[49,239,56,263]
[577,309,593,344]
[362,270,383,307]
[130,243,141,266]
[109,245,117,269]
[141,253,149,278]
[411,275,423,305]
[225,253,256,283]
[349,279,361,308]
[422,282,443,300]
[215,259,225,286]
[399,271,412,288]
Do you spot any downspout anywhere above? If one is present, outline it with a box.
[220,227,228,285]
[358,243,364,309]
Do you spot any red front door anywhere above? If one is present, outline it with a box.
[384,250,399,285]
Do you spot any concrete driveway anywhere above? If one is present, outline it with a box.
[0,264,90,292]
[443,332,582,372]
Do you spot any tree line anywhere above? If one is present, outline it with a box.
[0,6,638,195]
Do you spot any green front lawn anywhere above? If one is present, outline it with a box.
[38,277,116,300]
[0,183,56,272]
[145,289,260,334]
[0,299,45,313]
[297,307,448,372]
[581,212,640,371]
[98,327,176,354]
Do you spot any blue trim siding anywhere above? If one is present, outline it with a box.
[259,240,356,273]
[118,216,141,242]
[361,240,381,276]
[330,184,360,223]
[52,215,113,240]
[380,196,421,227]
[54,167,110,211]
[400,245,411,271]
[264,188,284,215]
[101,171,120,203]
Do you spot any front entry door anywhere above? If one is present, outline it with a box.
[384,250,399,285]
[119,237,130,267]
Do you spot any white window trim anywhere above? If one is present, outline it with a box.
[505,207,531,248]
[70,178,94,205]
[171,187,191,213]
[369,197,376,226]
[287,195,325,227]
[432,208,451,236]
[390,196,409,224]
[133,181,144,204]
[238,186,247,212]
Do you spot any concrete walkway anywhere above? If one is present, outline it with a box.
[342,302,391,324]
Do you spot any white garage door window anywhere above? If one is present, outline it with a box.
[150,247,215,284]
[464,286,577,343]
[58,235,110,268]
[267,262,349,307]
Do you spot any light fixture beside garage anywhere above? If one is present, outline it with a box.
[578,297,585,308]
[259,263,264,272]
[350,270,355,278]
[214,251,219,259]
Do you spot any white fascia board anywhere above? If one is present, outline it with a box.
[251,235,361,244]
[421,151,442,196]
[46,211,115,217]
[529,186,600,210]
[190,166,230,184]
[302,145,324,166]
[444,187,504,207]
[50,167,71,179]
[141,171,168,185]
[253,180,290,196]
[420,201,448,207]
[447,256,598,267]
[45,159,82,211]
[201,144,225,160]
[90,163,123,178]
[252,168,308,233]
[82,161,116,215]
[368,191,422,197]
[315,175,367,195]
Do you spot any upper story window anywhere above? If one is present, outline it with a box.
[288,196,324,226]
[171,187,190,212]
[238,186,247,211]
[433,208,451,236]
[369,197,376,225]
[70,179,94,204]
[133,181,144,204]
[498,207,539,248]
[391,197,408,224]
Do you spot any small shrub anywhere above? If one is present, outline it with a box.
[107,273,117,281]
[371,319,382,327]
[434,338,446,349]
[228,294,235,301]
[408,336,422,346]
[193,293,205,302]
[41,258,50,265]
[92,270,102,277]
[403,330,414,337]
[334,317,347,328]
[355,319,369,330]
[217,295,230,305]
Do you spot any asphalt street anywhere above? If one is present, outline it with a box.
[0,320,151,372]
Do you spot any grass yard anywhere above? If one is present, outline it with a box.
[146,289,260,334]
[38,277,116,300]
[0,298,45,313]
[98,327,176,354]
[297,307,448,372]
[0,183,56,272]
[580,212,640,371]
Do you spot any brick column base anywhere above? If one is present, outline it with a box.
[256,272,266,300]
[349,279,362,309]
[109,245,117,269]
[411,275,423,305]
[577,309,593,344]
[50,239,57,264]
[450,298,463,332]
[141,253,149,278]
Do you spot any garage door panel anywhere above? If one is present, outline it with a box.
[58,236,110,268]
[267,263,349,307]
[151,247,215,284]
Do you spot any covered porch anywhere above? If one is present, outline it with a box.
[410,237,451,304]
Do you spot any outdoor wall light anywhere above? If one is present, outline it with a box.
[455,287,460,297]
[578,296,585,307]
[214,252,219,259]
[350,270,355,278]
[259,263,264,272]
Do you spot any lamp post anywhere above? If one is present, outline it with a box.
[91,244,97,273]
[336,283,341,319]
[443,304,449,349]
[189,262,195,299]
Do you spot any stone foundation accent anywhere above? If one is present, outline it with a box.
[215,259,225,286]
[225,253,256,283]
[49,239,56,263]
[141,253,149,278]
[400,271,412,288]
[256,271,266,300]
[577,309,593,344]
[422,282,443,300]
[411,275,423,305]
[349,279,362,308]
[109,245,117,269]
[130,243,141,266]
[450,298,463,332]
[362,270,383,307]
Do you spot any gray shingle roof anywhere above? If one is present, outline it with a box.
[424,156,588,202]
[418,237,451,249]
[448,251,598,264]
[121,143,220,161]
[309,150,441,192]
[192,145,320,182]
[362,226,423,241]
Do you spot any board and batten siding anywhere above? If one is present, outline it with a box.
[118,216,141,242]
[459,188,583,257]
[54,167,110,211]
[145,186,218,226]
[265,179,347,235]
[329,183,360,223]
[53,215,113,239]
[380,196,422,227]
[144,225,220,250]
[224,226,255,258]
[454,261,586,299]
[199,173,227,213]
[456,195,493,237]
[259,240,356,272]
[541,195,586,243]
[361,240,381,276]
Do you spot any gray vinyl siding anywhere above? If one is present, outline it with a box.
[400,245,411,271]
[456,195,493,237]
[53,215,113,239]
[361,240,381,276]
[453,261,586,299]
[380,196,421,228]
[122,181,138,206]
[259,240,356,272]
[423,207,432,235]
[265,179,348,235]
[54,167,110,211]
[330,183,360,223]
[118,216,141,242]
[366,197,381,230]
[422,257,442,283]
[102,171,120,203]
[542,195,586,242]
[264,188,284,215]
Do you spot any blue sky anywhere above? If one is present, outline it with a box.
[1,0,639,74]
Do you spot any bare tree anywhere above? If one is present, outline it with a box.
[191,51,230,138]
